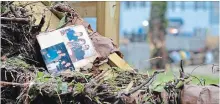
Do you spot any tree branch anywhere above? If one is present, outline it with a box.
[128,70,164,94]
[1,17,30,24]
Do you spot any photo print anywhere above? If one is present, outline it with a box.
[59,25,96,63]
[41,42,75,73]
[37,25,97,72]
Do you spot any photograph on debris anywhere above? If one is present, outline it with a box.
[0,1,219,104]
[41,42,75,72]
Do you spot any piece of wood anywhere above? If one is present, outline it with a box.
[68,1,97,17]
[98,63,111,70]
[1,17,30,24]
[97,63,119,81]
[108,53,133,71]
[96,1,120,45]
[13,1,60,31]
[98,53,134,80]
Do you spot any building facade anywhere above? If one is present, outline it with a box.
[120,1,219,36]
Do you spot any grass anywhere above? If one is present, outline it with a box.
[141,69,219,86]
[139,69,219,92]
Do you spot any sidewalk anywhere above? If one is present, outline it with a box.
[171,64,219,78]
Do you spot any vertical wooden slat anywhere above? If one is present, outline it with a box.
[96,1,106,36]
[96,1,120,45]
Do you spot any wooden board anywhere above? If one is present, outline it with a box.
[68,1,97,17]
[13,2,60,31]
[97,1,120,45]
[108,53,133,71]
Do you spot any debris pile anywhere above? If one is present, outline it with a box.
[1,2,219,104]
[1,2,164,104]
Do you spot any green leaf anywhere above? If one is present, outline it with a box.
[75,83,84,93]
[150,82,165,92]
[1,6,6,13]
[153,85,164,92]
[36,72,44,82]
[57,15,66,29]
[175,80,184,89]
[37,72,44,78]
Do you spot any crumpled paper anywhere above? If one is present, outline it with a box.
[181,84,220,104]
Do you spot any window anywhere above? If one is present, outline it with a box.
[210,2,219,25]
[125,1,131,9]
[202,2,207,10]
[140,1,146,8]
[181,2,185,11]
[132,1,136,8]
[194,1,198,11]
[171,2,176,11]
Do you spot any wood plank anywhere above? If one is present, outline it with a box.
[96,1,106,37]
[96,1,120,45]
[68,1,97,17]
[13,1,60,31]
[108,53,133,71]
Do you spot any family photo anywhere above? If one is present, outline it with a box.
[60,27,92,63]
[41,42,75,72]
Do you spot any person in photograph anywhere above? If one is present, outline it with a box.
[74,44,90,61]
[56,49,74,71]
[66,28,83,41]
[66,42,77,62]
[66,39,86,62]
[58,52,69,70]
[72,38,86,49]
[41,48,59,64]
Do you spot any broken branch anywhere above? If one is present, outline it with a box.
[1,17,30,24]
[128,70,164,94]
[0,81,29,87]
[9,5,20,17]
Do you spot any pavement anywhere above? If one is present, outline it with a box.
[171,64,219,78]
[120,42,219,78]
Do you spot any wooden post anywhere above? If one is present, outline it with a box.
[97,1,120,45]
[68,1,97,17]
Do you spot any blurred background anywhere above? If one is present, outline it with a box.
[84,1,219,75]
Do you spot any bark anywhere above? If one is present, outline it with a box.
[148,2,167,69]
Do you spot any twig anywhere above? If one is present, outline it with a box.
[1,37,13,45]
[5,71,7,81]
[93,79,104,92]
[9,5,20,17]
[22,56,40,64]
[55,90,63,104]
[37,15,45,31]
[4,1,14,7]
[128,70,164,94]
[94,69,109,81]
[22,29,35,53]
[145,56,162,62]
[0,81,29,87]
[180,60,184,78]
[190,63,206,74]
[1,17,30,24]
[9,71,15,81]
[1,11,10,17]
[189,75,203,86]
[212,64,219,74]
